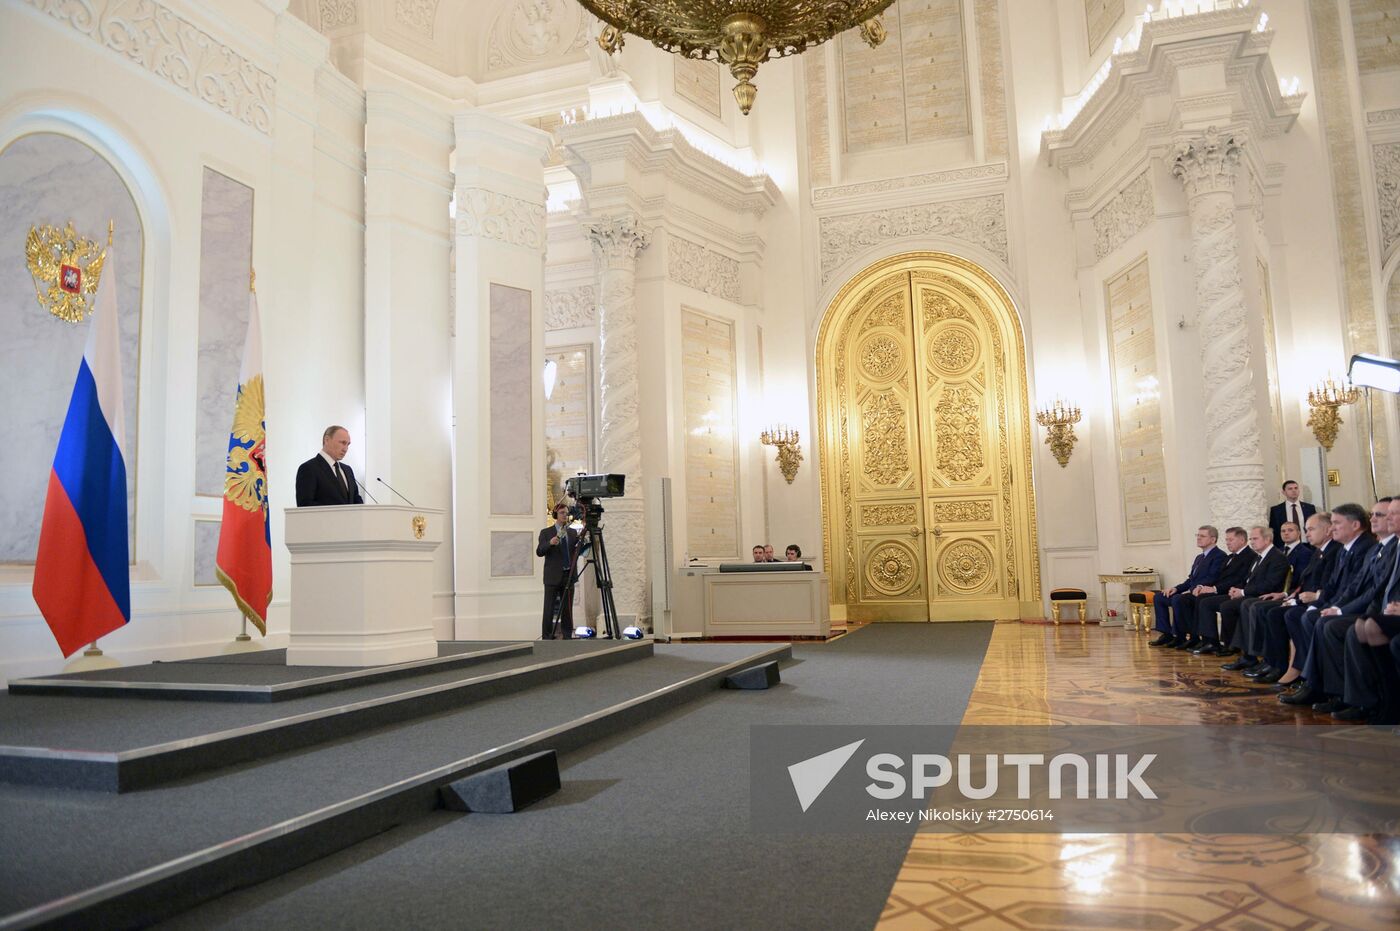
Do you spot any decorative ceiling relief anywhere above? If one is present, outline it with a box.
[819,194,1007,283]
[544,284,597,331]
[319,0,357,29]
[486,0,589,75]
[395,0,439,37]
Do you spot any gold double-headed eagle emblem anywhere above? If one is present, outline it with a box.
[25,220,111,324]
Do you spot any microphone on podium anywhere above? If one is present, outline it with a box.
[376,477,416,506]
[355,477,379,503]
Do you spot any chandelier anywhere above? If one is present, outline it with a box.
[577,0,896,115]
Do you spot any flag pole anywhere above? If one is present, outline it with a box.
[221,264,264,655]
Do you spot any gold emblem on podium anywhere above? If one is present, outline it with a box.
[25,221,110,324]
[412,515,426,540]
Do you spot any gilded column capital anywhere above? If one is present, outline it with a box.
[583,213,652,265]
[1171,127,1243,199]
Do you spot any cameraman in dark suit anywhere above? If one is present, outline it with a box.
[537,502,581,640]
[295,425,364,507]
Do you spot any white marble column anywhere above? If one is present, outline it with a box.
[583,213,652,626]
[452,111,551,638]
[1171,128,1267,529]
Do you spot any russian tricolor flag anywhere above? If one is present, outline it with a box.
[32,249,130,657]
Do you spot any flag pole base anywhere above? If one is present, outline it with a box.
[64,642,120,673]
[222,634,262,654]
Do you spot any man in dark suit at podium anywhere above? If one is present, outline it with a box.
[1269,480,1316,547]
[295,425,364,507]
[537,502,581,640]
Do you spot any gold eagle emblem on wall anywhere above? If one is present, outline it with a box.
[25,221,109,324]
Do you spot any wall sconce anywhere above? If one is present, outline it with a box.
[760,425,803,484]
[1035,398,1082,468]
[1305,376,1359,452]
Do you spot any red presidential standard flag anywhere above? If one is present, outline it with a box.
[215,286,272,633]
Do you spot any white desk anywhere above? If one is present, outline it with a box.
[671,566,830,638]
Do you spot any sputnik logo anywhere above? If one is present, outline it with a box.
[787,739,865,812]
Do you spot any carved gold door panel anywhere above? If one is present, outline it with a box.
[817,254,1040,622]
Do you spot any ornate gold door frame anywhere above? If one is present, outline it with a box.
[817,253,1040,621]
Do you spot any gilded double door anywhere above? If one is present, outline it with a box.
[817,255,1039,621]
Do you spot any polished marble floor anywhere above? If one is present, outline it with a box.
[877,621,1400,929]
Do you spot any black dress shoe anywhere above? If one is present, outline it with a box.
[1190,642,1219,655]
[1312,698,1348,714]
[1149,634,1173,647]
[1333,706,1374,722]
[1172,638,1196,650]
[1281,684,1318,705]
[1222,658,1253,671]
[1243,664,1273,679]
[1215,647,1240,658]
[1254,670,1283,685]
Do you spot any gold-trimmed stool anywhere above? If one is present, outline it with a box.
[1127,591,1155,632]
[1049,588,1088,625]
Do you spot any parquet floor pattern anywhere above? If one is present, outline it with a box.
[877,622,1400,929]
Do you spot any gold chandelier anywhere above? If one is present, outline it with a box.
[577,0,896,115]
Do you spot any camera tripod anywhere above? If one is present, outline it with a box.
[550,513,622,639]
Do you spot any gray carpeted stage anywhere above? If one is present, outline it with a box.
[0,622,992,930]
[161,622,994,931]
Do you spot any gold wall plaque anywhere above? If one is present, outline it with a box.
[816,253,1040,621]
[412,515,426,539]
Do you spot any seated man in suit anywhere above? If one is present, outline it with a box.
[1224,520,1311,671]
[1205,525,1290,659]
[1269,479,1316,548]
[537,502,581,640]
[1170,527,1253,652]
[1185,527,1267,655]
[1280,502,1379,706]
[1149,525,1225,647]
[1305,497,1398,719]
[1238,513,1331,684]
[295,425,364,507]
[1338,499,1400,723]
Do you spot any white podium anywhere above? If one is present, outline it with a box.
[284,504,443,667]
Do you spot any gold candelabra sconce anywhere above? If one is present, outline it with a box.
[760,425,803,484]
[1305,376,1360,451]
[1035,398,1082,468]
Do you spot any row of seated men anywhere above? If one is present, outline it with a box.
[1148,497,1400,724]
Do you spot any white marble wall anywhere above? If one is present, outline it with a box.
[489,530,534,577]
[490,282,533,515]
[192,519,220,586]
[0,133,141,562]
[195,169,255,498]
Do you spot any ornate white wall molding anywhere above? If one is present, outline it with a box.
[455,188,545,250]
[1368,108,1400,127]
[667,235,741,303]
[394,0,438,36]
[544,284,596,331]
[1375,142,1400,259]
[1092,170,1154,260]
[1171,128,1266,530]
[811,162,1008,210]
[818,194,1008,283]
[26,0,276,135]
[318,0,356,29]
[1041,8,1301,170]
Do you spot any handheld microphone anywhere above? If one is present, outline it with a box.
[355,478,379,503]
[376,477,415,506]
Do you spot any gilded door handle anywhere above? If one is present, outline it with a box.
[909,527,923,537]
[932,525,943,537]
